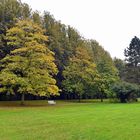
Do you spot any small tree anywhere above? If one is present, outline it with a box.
[0,20,59,105]
[111,81,139,103]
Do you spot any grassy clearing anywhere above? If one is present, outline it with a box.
[0,100,140,140]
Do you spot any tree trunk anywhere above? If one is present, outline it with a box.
[78,95,81,102]
[21,93,25,105]
[101,97,103,102]
[99,89,104,102]
[120,98,126,103]
[100,93,103,102]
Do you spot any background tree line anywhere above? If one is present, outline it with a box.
[0,0,139,104]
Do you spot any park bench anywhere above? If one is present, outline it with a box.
[48,100,56,105]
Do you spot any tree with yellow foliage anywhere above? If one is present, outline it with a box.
[0,20,59,105]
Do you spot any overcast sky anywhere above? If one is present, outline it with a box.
[21,0,140,59]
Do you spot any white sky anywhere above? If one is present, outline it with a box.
[21,0,140,59]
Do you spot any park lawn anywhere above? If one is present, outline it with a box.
[0,100,140,140]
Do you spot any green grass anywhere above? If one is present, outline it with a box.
[0,100,140,140]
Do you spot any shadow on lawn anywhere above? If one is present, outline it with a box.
[0,99,139,107]
[0,99,108,107]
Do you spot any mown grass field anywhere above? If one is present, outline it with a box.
[0,100,140,140]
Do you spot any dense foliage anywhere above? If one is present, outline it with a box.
[111,81,139,103]
[0,0,139,103]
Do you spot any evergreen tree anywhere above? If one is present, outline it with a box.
[124,36,140,84]
[124,36,140,67]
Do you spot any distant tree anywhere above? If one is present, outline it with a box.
[32,11,42,25]
[124,36,140,67]
[0,20,59,105]
[124,36,140,84]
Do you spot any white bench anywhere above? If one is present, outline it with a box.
[48,100,56,105]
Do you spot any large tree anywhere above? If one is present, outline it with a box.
[43,12,82,88]
[0,20,59,104]
[89,40,118,101]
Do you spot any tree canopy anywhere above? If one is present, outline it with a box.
[0,20,59,104]
[62,46,99,101]
[1,0,138,103]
